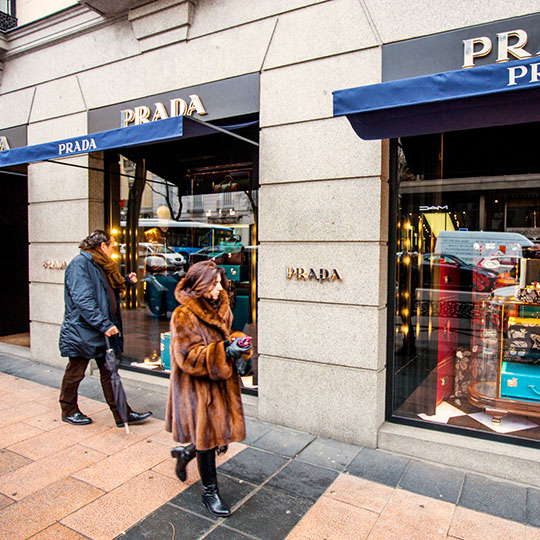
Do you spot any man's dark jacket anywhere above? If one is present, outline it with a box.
[59,251,125,358]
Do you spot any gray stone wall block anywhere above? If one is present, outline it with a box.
[258,299,386,371]
[28,200,89,243]
[0,87,35,129]
[1,19,139,95]
[259,177,386,243]
[258,242,384,306]
[261,48,380,127]
[30,282,65,325]
[189,0,326,40]
[260,118,381,184]
[258,355,385,447]
[129,0,191,47]
[263,0,378,70]
[29,242,79,284]
[363,0,535,44]
[30,321,65,369]
[27,113,87,145]
[28,157,90,203]
[77,20,275,110]
[29,76,87,123]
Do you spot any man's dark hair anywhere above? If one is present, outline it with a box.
[79,230,110,250]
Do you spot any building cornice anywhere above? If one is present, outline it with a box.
[0,5,118,61]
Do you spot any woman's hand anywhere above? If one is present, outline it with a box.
[105,325,120,336]
[128,272,138,284]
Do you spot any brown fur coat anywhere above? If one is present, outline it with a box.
[165,281,247,450]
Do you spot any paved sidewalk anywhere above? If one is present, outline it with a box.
[1,353,540,539]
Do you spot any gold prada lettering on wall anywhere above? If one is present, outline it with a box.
[286,267,343,282]
[0,136,10,151]
[43,260,67,270]
[463,29,540,68]
[121,95,207,127]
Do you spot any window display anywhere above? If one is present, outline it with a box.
[105,135,259,393]
[392,121,540,442]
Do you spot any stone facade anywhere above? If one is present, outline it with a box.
[0,0,537,451]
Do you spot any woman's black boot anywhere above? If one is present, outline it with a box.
[171,443,196,482]
[197,449,230,517]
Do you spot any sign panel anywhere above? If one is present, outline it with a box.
[383,12,540,81]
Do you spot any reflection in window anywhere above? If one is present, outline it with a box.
[392,122,540,443]
[108,156,258,392]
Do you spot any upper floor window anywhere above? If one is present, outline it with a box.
[0,0,14,15]
[0,0,16,31]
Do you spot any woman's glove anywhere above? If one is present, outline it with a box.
[225,337,252,359]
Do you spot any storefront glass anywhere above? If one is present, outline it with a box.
[104,125,259,393]
[391,121,540,443]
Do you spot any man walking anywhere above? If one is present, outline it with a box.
[59,230,152,427]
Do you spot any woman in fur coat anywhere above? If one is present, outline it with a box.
[165,260,252,517]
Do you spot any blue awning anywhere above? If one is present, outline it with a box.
[0,115,257,168]
[333,56,540,140]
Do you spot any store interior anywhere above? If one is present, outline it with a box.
[392,121,540,443]
[105,117,260,392]
[0,165,29,347]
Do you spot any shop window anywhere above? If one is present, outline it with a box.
[391,121,540,444]
[105,122,259,393]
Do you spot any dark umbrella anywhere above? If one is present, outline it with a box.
[105,336,130,434]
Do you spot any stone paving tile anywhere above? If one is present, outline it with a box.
[0,422,43,448]
[217,447,288,485]
[0,493,14,510]
[225,486,312,540]
[286,494,378,540]
[61,470,182,540]
[243,417,273,445]
[151,441,246,485]
[0,444,106,500]
[0,477,104,540]
[527,488,540,528]
[29,522,88,539]
[169,473,257,521]
[459,473,527,523]
[347,447,410,487]
[325,474,395,514]
[399,459,465,504]
[0,448,33,475]
[296,436,360,471]
[72,437,171,491]
[250,425,315,457]
[265,459,339,502]
[0,400,53,428]
[204,526,256,539]
[448,506,527,540]
[117,503,214,540]
[527,526,540,540]
[7,410,114,460]
[368,488,454,539]
[24,409,68,432]
[77,418,165,456]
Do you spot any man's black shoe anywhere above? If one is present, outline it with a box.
[116,411,152,428]
[62,412,92,425]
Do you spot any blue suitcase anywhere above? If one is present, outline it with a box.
[160,332,171,371]
[500,361,540,402]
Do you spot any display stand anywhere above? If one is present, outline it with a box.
[468,295,540,423]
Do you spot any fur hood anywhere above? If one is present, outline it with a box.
[174,279,231,339]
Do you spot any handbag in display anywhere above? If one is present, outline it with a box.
[506,316,540,364]
[517,287,540,303]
